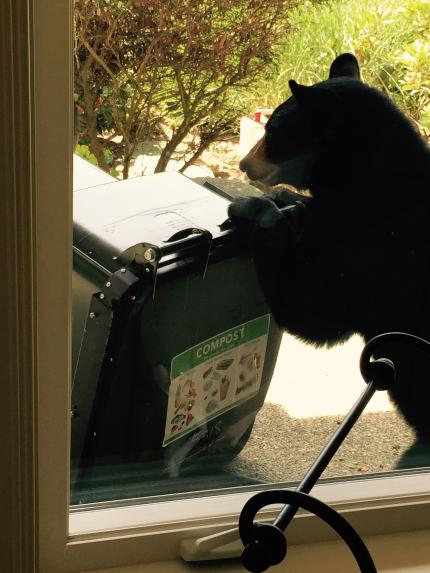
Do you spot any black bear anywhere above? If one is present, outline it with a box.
[228,53,430,467]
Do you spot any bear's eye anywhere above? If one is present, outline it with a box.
[264,133,284,162]
[264,129,276,151]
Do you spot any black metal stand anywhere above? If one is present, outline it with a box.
[238,332,430,573]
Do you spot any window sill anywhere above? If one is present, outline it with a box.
[66,472,430,571]
[72,529,430,573]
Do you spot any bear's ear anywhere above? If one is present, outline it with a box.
[289,79,338,111]
[329,53,361,80]
[289,79,308,101]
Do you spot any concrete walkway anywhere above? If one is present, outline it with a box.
[267,333,393,418]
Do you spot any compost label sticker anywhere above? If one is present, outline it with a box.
[163,314,270,446]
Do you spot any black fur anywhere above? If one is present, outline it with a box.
[229,54,430,464]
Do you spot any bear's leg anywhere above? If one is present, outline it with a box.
[396,441,430,469]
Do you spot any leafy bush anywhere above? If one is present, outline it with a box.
[74,0,293,177]
[75,143,98,165]
[395,38,430,132]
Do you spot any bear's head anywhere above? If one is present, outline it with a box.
[240,53,428,199]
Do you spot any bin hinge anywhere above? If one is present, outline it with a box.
[117,242,162,299]
[98,266,140,307]
[137,242,162,299]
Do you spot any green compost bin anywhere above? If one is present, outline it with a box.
[72,172,283,500]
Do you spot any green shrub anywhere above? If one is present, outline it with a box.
[236,0,430,134]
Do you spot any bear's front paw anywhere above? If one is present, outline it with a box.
[228,196,283,236]
[266,188,307,208]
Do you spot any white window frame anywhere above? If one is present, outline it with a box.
[2,2,430,573]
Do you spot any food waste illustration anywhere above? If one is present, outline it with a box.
[163,315,270,446]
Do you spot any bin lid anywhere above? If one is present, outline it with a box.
[73,154,117,191]
[73,172,230,269]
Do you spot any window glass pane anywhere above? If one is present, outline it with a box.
[72,0,430,506]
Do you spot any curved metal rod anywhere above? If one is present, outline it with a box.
[238,331,430,573]
[360,332,430,386]
[239,490,376,573]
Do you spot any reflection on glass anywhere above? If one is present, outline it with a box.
[72,0,430,507]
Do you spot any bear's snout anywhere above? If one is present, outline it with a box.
[239,137,278,183]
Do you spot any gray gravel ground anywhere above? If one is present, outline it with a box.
[229,404,415,482]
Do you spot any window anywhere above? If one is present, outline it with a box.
[70,0,430,510]
[3,2,430,573]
